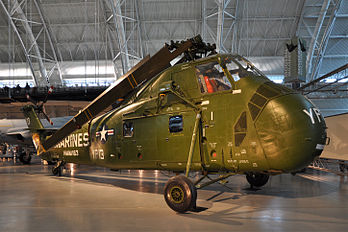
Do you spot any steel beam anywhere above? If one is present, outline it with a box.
[108,0,130,74]
[310,0,343,81]
[216,0,225,52]
[201,0,207,41]
[9,0,48,85]
[0,0,64,86]
[306,0,330,82]
[33,0,63,85]
[273,0,289,55]
[134,0,144,59]
[100,0,118,78]
[105,0,144,76]
[0,0,38,85]
[201,0,237,53]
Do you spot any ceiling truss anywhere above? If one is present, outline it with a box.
[0,0,63,86]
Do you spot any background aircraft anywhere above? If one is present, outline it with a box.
[0,116,71,163]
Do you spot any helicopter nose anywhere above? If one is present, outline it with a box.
[255,94,327,172]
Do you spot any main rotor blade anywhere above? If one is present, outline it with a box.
[42,39,193,150]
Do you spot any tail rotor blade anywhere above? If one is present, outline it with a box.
[42,112,53,126]
[42,105,53,126]
[43,86,54,103]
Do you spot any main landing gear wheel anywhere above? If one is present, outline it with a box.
[164,175,197,213]
[246,172,269,188]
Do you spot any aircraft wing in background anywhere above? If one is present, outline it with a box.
[0,117,72,146]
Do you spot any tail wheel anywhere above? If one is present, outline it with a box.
[51,166,60,176]
[51,165,63,176]
[19,152,32,164]
[164,175,197,213]
[246,173,269,187]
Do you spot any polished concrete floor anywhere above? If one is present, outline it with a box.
[0,158,347,232]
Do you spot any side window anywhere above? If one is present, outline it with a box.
[195,61,232,94]
[123,122,134,137]
[234,112,247,147]
[169,115,183,133]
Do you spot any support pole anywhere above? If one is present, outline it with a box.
[201,0,207,41]
[185,113,201,177]
[195,173,235,189]
[216,0,225,53]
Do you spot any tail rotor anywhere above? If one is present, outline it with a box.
[26,86,54,125]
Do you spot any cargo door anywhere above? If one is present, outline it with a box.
[156,67,201,171]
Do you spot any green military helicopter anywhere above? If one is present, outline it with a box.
[22,35,327,213]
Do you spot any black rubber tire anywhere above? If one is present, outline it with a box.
[52,166,59,176]
[19,152,32,164]
[246,173,269,187]
[52,166,62,176]
[164,175,197,213]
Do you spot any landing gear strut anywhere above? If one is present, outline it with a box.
[52,161,65,176]
[164,112,200,213]
[245,172,269,188]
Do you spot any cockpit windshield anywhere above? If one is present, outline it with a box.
[221,55,264,81]
[195,61,232,94]
[194,55,265,94]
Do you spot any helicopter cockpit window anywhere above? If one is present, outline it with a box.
[123,122,134,137]
[195,61,232,94]
[222,56,262,80]
[169,115,183,133]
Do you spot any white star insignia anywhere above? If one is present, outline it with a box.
[96,125,115,143]
[99,125,108,142]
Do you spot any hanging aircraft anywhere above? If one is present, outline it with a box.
[22,35,328,213]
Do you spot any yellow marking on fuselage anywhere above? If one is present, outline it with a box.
[83,108,94,120]
[127,76,134,88]
[85,108,93,119]
[131,73,138,86]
